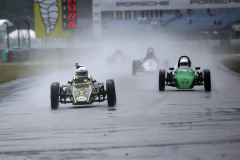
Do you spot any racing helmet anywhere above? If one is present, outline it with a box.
[147,48,154,55]
[76,66,88,77]
[179,58,189,67]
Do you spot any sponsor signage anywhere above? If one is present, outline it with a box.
[190,0,240,5]
[116,1,170,7]
[34,0,71,38]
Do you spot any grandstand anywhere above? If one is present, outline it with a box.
[102,9,240,40]
[167,11,240,30]
[93,0,240,40]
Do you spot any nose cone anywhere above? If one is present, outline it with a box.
[76,96,87,102]
[174,70,195,89]
[143,60,158,72]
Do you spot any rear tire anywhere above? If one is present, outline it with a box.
[203,69,211,91]
[132,60,138,75]
[106,79,117,107]
[159,70,166,91]
[51,82,59,110]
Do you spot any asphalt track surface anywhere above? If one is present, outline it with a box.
[0,48,240,160]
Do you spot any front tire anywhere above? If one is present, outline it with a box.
[159,70,166,91]
[203,69,211,91]
[132,60,138,75]
[51,82,60,110]
[106,79,117,107]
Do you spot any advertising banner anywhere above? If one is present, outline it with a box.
[34,0,71,38]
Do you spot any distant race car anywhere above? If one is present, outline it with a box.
[159,56,211,91]
[132,48,159,75]
[50,78,117,110]
[107,49,125,64]
[132,58,159,75]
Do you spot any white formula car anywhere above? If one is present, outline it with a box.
[132,58,159,75]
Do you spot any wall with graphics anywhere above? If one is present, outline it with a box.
[34,0,77,39]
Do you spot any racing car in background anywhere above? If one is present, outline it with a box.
[107,49,125,64]
[159,56,211,91]
[132,48,159,75]
[132,58,159,75]
[50,70,117,110]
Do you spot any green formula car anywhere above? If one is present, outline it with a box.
[159,56,211,91]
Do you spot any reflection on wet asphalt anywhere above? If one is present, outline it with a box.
[0,54,240,160]
[0,77,37,107]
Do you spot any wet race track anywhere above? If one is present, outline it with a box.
[0,46,240,160]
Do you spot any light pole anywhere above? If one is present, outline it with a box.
[4,22,10,49]
[25,21,30,48]
[15,22,20,48]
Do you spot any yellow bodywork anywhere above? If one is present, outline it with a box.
[72,83,92,104]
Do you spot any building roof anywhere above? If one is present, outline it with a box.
[0,19,13,31]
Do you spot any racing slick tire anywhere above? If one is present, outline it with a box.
[106,79,117,107]
[203,69,211,91]
[159,70,166,91]
[51,82,60,110]
[132,60,138,75]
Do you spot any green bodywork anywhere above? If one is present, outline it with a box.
[173,67,196,89]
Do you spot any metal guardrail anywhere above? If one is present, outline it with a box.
[1,44,240,62]
[11,49,30,60]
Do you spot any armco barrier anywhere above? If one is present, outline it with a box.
[11,49,30,61]
[1,41,240,62]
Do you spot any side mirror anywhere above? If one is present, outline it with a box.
[195,67,200,70]
[68,81,73,84]
[169,67,174,70]
[91,80,96,83]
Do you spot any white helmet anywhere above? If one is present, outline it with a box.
[147,48,154,54]
[76,65,88,77]
[179,58,189,66]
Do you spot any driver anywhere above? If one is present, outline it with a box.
[179,58,190,67]
[174,57,192,71]
[73,63,93,83]
[144,47,157,61]
[73,63,100,93]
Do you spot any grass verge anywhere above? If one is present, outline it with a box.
[221,57,240,74]
[0,61,69,84]
[0,64,33,84]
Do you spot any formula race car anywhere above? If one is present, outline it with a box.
[132,58,159,75]
[50,78,117,110]
[107,49,125,64]
[159,56,211,91]
[132,48,159,75]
